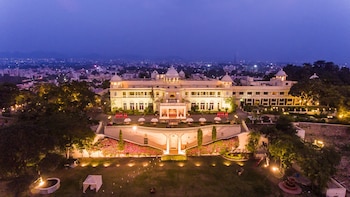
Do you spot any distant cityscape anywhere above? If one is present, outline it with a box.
[2,56,347,89]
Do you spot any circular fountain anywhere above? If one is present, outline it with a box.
[31,177,60,195]
[278,177,302,195]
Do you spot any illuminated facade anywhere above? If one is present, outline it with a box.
[110,66,301,118]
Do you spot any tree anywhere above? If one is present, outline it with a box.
[224,96,237,113]
[246,131,261,153]
[118,130,124,151]
[275,115,296,135]
[268,134,299,173]
[289,79,323,106]
[297,144,341,191]
[212,126,217,141]
[0,83,19,109]
[197,128,203,147]
[0,122,53,178]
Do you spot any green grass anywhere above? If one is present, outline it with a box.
[30,157,282,197]
[161,155,187,161]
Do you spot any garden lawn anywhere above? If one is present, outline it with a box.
[34,157,281,197]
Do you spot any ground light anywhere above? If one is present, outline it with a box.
[38,177,45,187]
[91,162,99,167]
[178,162,184,167]
[81,162,89,167]
[103,162,111,167]
[271,166,279,172]
[128,162,135,167]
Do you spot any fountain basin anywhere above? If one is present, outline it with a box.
[31,178,60,195]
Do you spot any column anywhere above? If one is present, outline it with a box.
[177,134,182,154]
[166,135,170,154]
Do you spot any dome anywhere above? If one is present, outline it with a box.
[151,70,159,79]
[165,66,179,78]
[221,73,233,82]
[309,73,319,79]
[111,74,122,82]
[179,70,185,78]
[275,69,287,77]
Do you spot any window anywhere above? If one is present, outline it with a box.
[217,92,221,96]
[200,102,205,110]
[185,92,188,96]
[129,92,134,96]
[239,92,244,95]
[255,92,260,95]
[139,102,144,110]
[123,92,126,97]
[232,92,236,95]
[191,92,195,96]
[247,92,252,95]
[209,102,214,110]
[114,92,117,96]
[123,103,127,110]
[280,92,285,95]
[263,92,268,95]
[130,102,135,110]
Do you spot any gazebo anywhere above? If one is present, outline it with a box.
[83,175,103,193]
[199,117,206,125]
[214,117,221,123]
[151,118,158,125]
[124,118,131,124]
[138,117,146,125]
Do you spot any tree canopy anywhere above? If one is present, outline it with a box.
[0,81,96,179]
[261,115,341,191]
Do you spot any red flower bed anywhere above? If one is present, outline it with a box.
[99,138,162,157]
[186,137,238,156]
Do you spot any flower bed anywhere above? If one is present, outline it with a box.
[99,138,162,157]
[186,137,239,156]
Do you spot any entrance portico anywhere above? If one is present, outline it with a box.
[164,133,185,155]
[159,103,187,120]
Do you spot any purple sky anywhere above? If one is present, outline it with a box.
[0,0,349,63]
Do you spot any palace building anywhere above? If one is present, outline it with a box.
[110,66,301,120]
